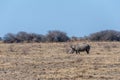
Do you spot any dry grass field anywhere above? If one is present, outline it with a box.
[0,41,120,80]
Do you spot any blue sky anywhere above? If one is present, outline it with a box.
[0,0,120,37]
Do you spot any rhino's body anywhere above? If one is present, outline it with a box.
[70,43,90,54]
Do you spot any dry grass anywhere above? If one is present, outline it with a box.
[0,42,120,80]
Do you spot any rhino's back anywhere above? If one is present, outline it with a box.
[77,43,90,50]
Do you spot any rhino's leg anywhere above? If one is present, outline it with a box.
[72,50,75,54]
[78,50,80,54]
[75,50,78,54]
[86,49,89,54]
[76,50,80,54]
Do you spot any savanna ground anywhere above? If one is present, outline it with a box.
[0,41,120,80]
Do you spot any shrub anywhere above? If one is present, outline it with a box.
[3,33,17,43]
[29,33,46,42]
[88,30,120,41]
[16,31,29,42]
[0,37,2,41]
[3,32,46,43]
[46,30,70,42]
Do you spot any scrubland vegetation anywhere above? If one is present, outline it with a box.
[0,41,120,80]
[1,30,120,43]
[0,30,120,80]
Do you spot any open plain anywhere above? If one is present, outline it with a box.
[0,42,120,80]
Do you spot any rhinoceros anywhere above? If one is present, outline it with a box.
[70,43,90,54]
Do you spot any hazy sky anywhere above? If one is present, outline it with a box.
[0,0,120,37]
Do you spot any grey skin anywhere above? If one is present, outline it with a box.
[70,43,90,54]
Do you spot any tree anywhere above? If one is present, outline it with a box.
[0,37,2,41]
[46,30,70,42]
[3,33,17,43]
[29,33,46,42]
[88,30,120,41]
[16,31,30,42]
